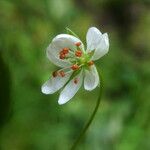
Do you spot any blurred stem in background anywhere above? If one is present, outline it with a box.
[71,70,103,150]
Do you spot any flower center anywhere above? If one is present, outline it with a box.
[59,43,94,69]
[55,43,94,81]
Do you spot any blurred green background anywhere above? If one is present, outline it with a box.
[0,0,150,150]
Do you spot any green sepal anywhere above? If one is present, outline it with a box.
[66,27,80,39]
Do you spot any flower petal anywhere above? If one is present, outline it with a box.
[41,72,72,94]
[46,44,71,68]
[92,33,109,60]
[47,34,84,67]
[86,27,102,52]
[53,34,84,50]
[58,71,83,105]
[84,65,99,91]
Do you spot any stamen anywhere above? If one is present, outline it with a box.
[75,42,81,47]
[62,48,69,54]
[75,50,82,57]
[59,70,65,77]
[52,71,58,77]
[71,64,79,70]
[88,61,94,66]
[59,53,66,59]
[74,78,79,84]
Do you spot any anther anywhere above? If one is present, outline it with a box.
[74,78,78,84]
[62,48,69,54]
[59,51,64,55]
[71,64,79,70]
[52,71,58,77]
[88,61,94,66]
[59,71,65,77]
[59,54,66,59]
[75,50,82,57]
[75,42,81,47]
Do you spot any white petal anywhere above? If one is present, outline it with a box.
[92,33,109,60]
[41,72,72,94]
[47,34,84,67]
[86,27,102,52]
[53,34,84,50]
[58,71,83,105]
[46,44,71,68]
[84,65,99,91]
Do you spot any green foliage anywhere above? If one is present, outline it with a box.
[0,0,150,150]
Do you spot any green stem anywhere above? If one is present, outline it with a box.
[70,71,103,150]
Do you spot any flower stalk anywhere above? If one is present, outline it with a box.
[41,27,109,149]
[71,70,103,150]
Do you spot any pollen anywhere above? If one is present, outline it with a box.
[75,50,82,57]
[59,71,65,77]
[74,78,78,84]
[71,64,79,70]
[75,42,81,47]
[52,71,58,77]
[88,61,94,66]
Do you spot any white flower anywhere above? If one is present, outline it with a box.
[41,27,109,105]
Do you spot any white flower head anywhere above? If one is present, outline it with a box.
[41,27,109,105]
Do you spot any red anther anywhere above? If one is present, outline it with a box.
[52,71,58,77]
[75,50,82,57]
[71,64,79,70]
[59,71,65,77]
[88,61,94,66]
[75,42,81,47]
[74,78,78,84]
[62,48,69,54]
[59,53,66,59]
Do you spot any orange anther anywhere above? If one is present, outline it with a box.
[88,61,94,66]
[59,71,65,77]
[74,78,78,84]
[71,64,79,70]
[52,71,58,77]
[75,42,81,47]
[59,53,66,59]
[59,50,64,55]
[62,48,69,54]
[75,50,82,57]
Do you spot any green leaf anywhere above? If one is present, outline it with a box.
[66,27,80,39]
